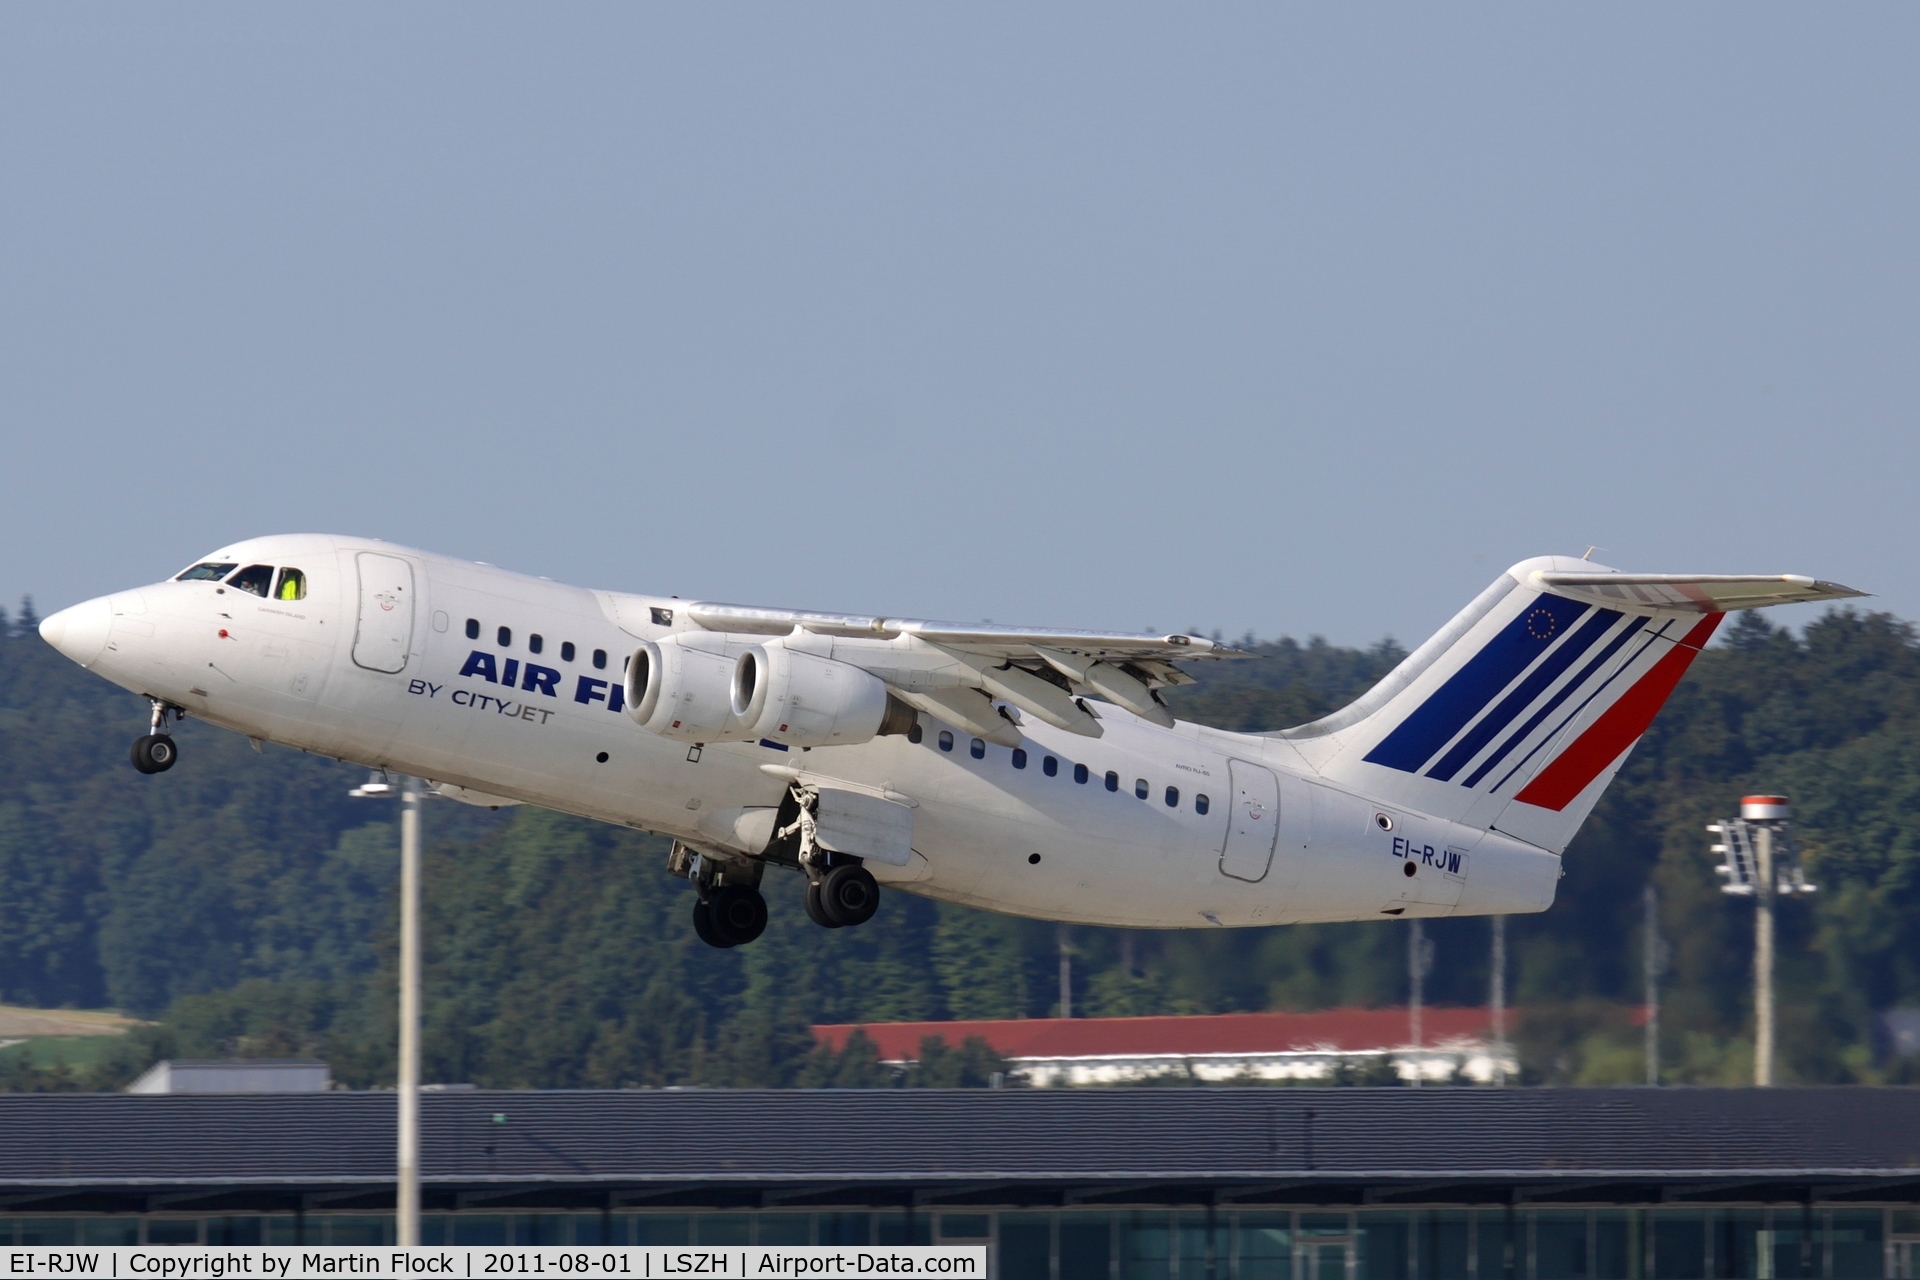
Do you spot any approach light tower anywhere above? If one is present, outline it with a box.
[1707,794,1816,1086]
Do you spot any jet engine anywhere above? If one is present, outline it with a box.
[728,641,902,748]
[625,635,761,743]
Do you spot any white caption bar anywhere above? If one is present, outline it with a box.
[4,1247,986,1279]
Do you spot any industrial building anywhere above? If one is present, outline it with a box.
[1,1088,1916,1278]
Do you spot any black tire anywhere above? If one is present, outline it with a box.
[708,885,768,946]
[130,734,177,774]
[820,863,880,927]
[804,880,843,930]
[691,900,734,949]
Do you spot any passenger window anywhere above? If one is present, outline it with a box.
[466,618,480,639]
[529,634,544,655]
[176,562,237,582]
[272,568,306,601]
[1074,763,1089,784]
[561,641,576,662]
[970,738,986,759]
[1165,786,1179,808]
[1044,756,1058,777]
[1012,748,1027,769]
[939,731,954,752]
[1135,778,1149,799]
[1105,771,1120,792]
[227,565,275,597]
[1196,794,1210,815]
[593,649,607,669]
[908,723,923,745]
[497,626,512,647]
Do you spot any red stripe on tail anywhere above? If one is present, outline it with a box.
[1513,614,1723,812]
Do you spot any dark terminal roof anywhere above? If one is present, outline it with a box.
[3,1087,1917,1214]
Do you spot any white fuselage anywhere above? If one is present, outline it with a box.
[48,534,1561,928]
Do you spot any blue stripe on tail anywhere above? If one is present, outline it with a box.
[1364,594,1591,774]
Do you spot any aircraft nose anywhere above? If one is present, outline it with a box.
[39,596,115,668]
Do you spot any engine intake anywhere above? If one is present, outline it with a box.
[625,636,759,743]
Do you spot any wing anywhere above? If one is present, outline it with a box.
[1534,572,1867,613]
[684,602,1248,741]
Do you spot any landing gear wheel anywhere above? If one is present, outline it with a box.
[691,900,734,949]
[819,863,880,927]
[804,880,844,930]
[708,885,768,946]
[130,734,178,774]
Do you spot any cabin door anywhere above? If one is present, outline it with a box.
[1220,759,1281,883]
[351,552,415,673]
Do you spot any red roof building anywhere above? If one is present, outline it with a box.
[814,1007,1513,1086]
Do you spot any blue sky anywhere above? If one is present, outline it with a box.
[3,6,1913,648]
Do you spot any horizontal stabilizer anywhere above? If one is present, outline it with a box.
[1533,572,1865,614]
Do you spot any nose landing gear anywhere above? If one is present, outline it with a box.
[130,700,182,774]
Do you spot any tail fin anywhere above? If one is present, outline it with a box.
[1281,557,1864,853]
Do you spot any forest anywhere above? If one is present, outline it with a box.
[3,595,1918,1090]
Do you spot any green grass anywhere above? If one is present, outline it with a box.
[0,1035,124,1070]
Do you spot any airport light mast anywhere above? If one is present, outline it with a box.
[1708,794,1816,1086]
[351,771,426,1246]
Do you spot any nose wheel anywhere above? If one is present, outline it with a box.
[131,700,182,774]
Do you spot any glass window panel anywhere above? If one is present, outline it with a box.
[1135,777,1149,799]
[1120,1210,1172,1280]
[466,618,480,639]
[695,1215,752,1245]
[451,1216,510,1245]
[875,1213,931,1246]
[79,1219,142,1246]
[177,562,238,581]
[1236,1213,1292,1280]
[1357,1210,1410,1280]
[264,1216,304,1246]
[939,730,954,752]
[1765,1211,1817,1280]
[1044,756,1059,777]
[516,1214,571,1245]
[1592,1211,1635,1280]
[573,1215,612,1246]
[529,634,544,654]
[1708,1210,1762,1280]
[1106,771,1120,791]
[1475,1210,1516,1280]
[272,568,306,601]
[1075,763,1089,784]
[146,1220,201,1245]
[1829,1209,1884,1279]
[1894,1209,1920,1235]
[593,649,607,669]
[816,1214,870,1246]
[970,737,986,759]
[1415,1210,1470,1280]
[497,626,512,647]
[561,641,576,662]
[909,723,924,744]
[328,1216,392,1245]
[17,1219,80,1246]
[941,1215,991,1241]
[1650,1210,1706,1280]
[227,564,275,597]
[1013,748,1028,769]
[1535,1211,1589,1280]
[757,1214,812,1245]
[1196,794,1210,815]
[1166,786,1179,807]
[207,1217,263,1246]
[1175,1212,1218,1278]
[1060,1213,1113,1280]
[1001,1213,1054,1280]
[1300,1214,1350,1236]
[628,1215,690,1246]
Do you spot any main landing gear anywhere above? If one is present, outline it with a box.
[671,843,769,949]
[781,782,880,930]
[130,699,182,774]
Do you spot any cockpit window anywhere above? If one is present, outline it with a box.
[177,562,237,582]
[273,568,306,601]
[227,565,275,597]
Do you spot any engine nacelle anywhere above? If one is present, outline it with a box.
[625,635,761,743]
[729,642,893,748]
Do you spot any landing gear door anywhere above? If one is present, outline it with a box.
[1220,759,1281,883]
[351,552,415,674]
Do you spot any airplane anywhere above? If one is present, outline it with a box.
[36,535,1862,948]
